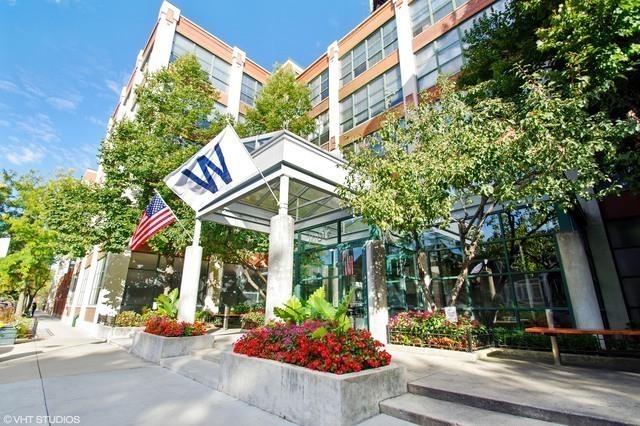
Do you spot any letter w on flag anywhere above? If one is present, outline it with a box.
[164,125,258,213]
[129,194,177,251]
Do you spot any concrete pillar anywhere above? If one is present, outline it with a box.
[327,41,341,152]
[366,240,389,344]
[265,176,294,321]
[265,214,295,321]
[177,245,203,323]
[392,0,419,107]
[227,47,246,120]
[556,231,604,329]
[580,198,629,328]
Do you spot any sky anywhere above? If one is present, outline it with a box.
[0,0,370,179]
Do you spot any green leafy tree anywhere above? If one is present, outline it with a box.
[459,0,640,190]
[0,173,56,315]
[339,77,633,309]
[97,53,269,294]
[243,65,315,137]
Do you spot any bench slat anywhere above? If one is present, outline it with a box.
[525,327,640,336]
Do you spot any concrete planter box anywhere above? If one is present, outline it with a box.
[218,352,407,426]
[0,326,17,346]
[94,324,144,341]
[131,331,215,364]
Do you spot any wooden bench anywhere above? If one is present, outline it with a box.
[525,327,640,365]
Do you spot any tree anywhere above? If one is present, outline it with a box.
[97,53,269,295]
[243,65,315,137]
[338,76,633,310]
[459,0,640,190]
[0,173,56,315]
[98,53,226,254]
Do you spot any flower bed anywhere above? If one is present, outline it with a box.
[234,319,391,374]
[388,310,487,351]
[144,315,207,337]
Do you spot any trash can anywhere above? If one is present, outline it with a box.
[72,315,79,327]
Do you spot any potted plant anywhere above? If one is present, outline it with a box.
[240,307,265,329]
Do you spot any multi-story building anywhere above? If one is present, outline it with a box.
[54,0,638,337]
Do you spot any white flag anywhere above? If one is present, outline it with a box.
[164,125,258,213]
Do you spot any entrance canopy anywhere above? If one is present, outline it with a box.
[197,130,351,234]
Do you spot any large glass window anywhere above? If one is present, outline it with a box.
[89,256,107,305]
[414,0,505,91]
[340,19,398,86]
[121,253,208,312]
[387,205,570,329]
[170,33,231,93]
[307,111,330,148]
[340,66,402,133]
[240,74,263,107]
[410,0,471,36]
[309,70,329,106]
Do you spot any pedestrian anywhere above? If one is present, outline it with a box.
[31,301,37,318]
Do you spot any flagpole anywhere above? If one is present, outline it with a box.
[153,189,191,239]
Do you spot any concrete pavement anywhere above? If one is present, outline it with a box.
[2,314,639,425]
[0,313,295,426]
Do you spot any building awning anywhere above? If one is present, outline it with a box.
[197,130,351,234]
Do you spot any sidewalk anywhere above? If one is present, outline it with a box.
[0,314,295,426]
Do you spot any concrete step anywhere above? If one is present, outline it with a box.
[381,393,558,426]
[160,355,220,389]
[190,347,224,363]
[407,382,625,425]
[357,413,417,425]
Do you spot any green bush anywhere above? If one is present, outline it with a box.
[230,302,251,315]
[115,311,143,327]
[155,289,179,318]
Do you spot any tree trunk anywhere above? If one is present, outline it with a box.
[15,291,26,316]
[241,266,266,300]
[417,251,437,312]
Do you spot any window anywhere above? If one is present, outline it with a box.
[340,66,402,133]
[240,74,263,107]
[308,111,330,148]
[410,0,471,36]
[170,33,231,93]
[340,19,398,87]
[76,265,90,306]
[89,257,107,305]
[414,1,502,91]
[309,70,329,106]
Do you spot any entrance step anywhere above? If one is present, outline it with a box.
[381,393,558,426]
[160,355,220,389]
[190,347,224,364]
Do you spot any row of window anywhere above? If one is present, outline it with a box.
[410,0,470,37]
[340,66,402,134]
[415,0,505,91]
[170,33,232,94]
[340,19,398,87]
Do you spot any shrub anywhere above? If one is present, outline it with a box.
[241,310,265,327]
[230,302,251,315]
[0,307,16,327]
[144,315,207,337]
[15,318,33,338]
[155,289,179,318]
[387,310,487,350]
[115,311,143,327]
[234,319,391,374]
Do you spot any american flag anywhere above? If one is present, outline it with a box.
[129,194,177,251]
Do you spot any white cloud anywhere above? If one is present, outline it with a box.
[105,79,122,96]
[6,0,17,6]
[15,115,60,143]
[3,145,45,166]
[47,96,77,111]
[88,116,106,127]
[0,120,9,127]
[0,80,20,93]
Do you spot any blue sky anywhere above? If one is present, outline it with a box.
[0,0,370,178]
